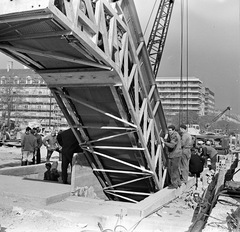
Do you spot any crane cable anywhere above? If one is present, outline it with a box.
[179,0,189,126]
[143,0,158,36]
[186,0,189,125]
[144,0,190,125]
[179,0,184,125]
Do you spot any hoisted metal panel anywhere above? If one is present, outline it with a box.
[0,0,168,202]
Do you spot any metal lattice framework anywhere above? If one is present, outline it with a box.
[147,0,174,78]
[0,0,168,202]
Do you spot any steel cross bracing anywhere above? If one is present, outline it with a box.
[147,0,174,78]
[0,0,168,202]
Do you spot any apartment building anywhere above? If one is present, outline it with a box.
[156,77,215,118]
[204,87,215,115]
[0,68,67,128]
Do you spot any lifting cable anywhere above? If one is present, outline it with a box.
[143,0,158,37]
[179,0,189,126]
[186,0,189,125]
[179,0,184,125]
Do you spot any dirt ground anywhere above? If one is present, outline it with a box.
[0,145,50,168]
[0,205,90,232]
[0,145,23,168]
[0,145,82,232]
[0,145,231,232]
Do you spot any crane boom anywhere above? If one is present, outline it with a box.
[205,106,231,129]
[147,0,175,78]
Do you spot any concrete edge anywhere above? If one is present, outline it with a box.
[46,192,71,205]
[128,177,196,217]
[0,186,71,207]
[0,164,46,176]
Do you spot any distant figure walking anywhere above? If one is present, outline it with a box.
[21,127,38,166]
[57,128,82,184]
[43,130,59,162]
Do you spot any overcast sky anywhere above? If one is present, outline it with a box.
[134,0,239,115]
[0,0,239,115]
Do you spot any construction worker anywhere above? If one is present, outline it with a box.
[56,128,82,184]
[42,130,59,162]
[161,125,182,189]
[179,124,192,184]
[32,127,43,164]
[199,140,218,171]
[21,127,38,166]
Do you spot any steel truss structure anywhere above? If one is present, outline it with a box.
[0,0,168,202]
[147,0,175,78]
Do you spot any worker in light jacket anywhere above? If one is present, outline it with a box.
[161,125,182,189]
[42,130,59,162]
[179,124,192,184]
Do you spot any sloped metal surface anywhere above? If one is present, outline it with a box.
[0,0,167,202]
[61,85,157,202]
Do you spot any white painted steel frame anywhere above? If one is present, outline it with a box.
[0,0,168,201]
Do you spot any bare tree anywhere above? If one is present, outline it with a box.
[0,76,23,127]
[171,111,200,127]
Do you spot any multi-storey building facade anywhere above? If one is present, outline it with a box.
[0,68,67,128]
[156,77,213,118]
[204,87,215,115]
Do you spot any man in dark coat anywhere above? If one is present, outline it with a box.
[189,148,205,178]
[56,128,82,184]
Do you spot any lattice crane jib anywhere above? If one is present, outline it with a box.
[147,0,174,78]
[0,0,168,202]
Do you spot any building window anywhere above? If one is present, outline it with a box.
[26,76,32,84]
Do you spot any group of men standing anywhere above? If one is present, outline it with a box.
[20,123,217,187]
[161,124,219,189]
[21,127,81,184]
[161,124,192,189]
[21,127,42,166]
